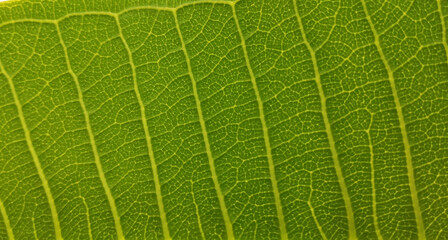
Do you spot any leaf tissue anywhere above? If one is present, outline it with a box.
[0,0,447,239]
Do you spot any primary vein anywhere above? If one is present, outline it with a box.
[0,60,63,240]
[54,23,125,240]
[114,15,171,240]
[292,1,357,239]
[173,9,235,240]
[231,3,288,239]
[360,1,426,239]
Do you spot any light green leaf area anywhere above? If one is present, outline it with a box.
[0,0,447,239]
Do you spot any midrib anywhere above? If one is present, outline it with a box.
[55,23,125,239]
[231,3,288,239]
[292,1,357,239]
[0,60,63,240]
[360,1,425,239]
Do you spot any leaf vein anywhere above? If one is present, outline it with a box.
[360,1,426,239]
[0,60,63,240]
[54,22,125,240]
[0,198,14,240]
[231,3,288,239]
[292,1,357,239]
[437,0,448,63]
[114,15,171,239]
[173,9,235,240]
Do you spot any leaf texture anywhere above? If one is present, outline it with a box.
[0,0,447,239]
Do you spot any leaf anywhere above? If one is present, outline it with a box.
[0,0,447,239]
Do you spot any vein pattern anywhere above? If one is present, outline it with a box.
[173,9,235,239]
[231,3,288,239]
[292,1,357,239]
[0,198,14,240]
[54,22,125,240]
[0,59,62,240]
[114,14,171,239]
[360,2,425,238]
[0,0,447,239]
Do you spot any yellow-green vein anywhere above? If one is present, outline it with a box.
[292,1,357,239]
[0,198,14,240]
[173,9,235,240]
[0,1,236,30]
[367,120,383,240]
[31,217,38,239]
[308,191,328,240]
[360,1,425,239]
[54,23,125,239]
[438,0,448,61]
[191,182,206,239]
[231,3,288,239]
[81,197,93,240]
[0,59,63,240]
[114,14,171,239]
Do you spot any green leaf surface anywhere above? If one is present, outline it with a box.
[0,0,447,239]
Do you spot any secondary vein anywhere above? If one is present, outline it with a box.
[0,198,14,240]
[173,9,235,240]
[367,126,383,240]
[54,22,125,239]
[81,197,93,240]
[292,1,357,239]
[438,0,448,61]
[360,1,426,239]
[114,15,171,240]
[231,3,288,239]
[308,194,328,240]
[0,59,63,240]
